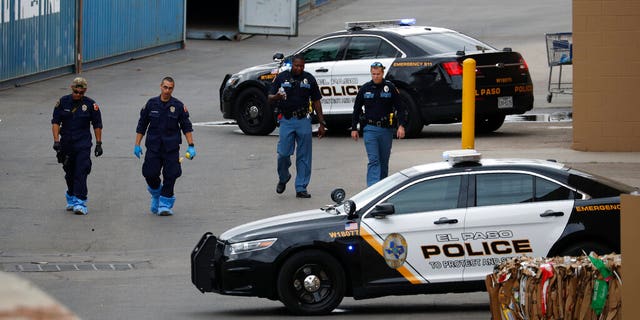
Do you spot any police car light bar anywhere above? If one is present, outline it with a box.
[346,18,416,30]
[442,149,482,165]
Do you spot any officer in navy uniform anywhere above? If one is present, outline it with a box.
[268,54,326,198]
[134,77,195,216]
[51,77,103,215]
[351,62,407,187]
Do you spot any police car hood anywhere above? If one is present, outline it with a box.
[220,209,343,242]
[235,62,280,77]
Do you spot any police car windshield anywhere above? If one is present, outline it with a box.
[405,32,495,55]
[350,172,408,206]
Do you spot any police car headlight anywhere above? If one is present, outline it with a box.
[226,75,242,87]
[229,238,277,255]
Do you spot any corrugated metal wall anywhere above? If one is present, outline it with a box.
[1,0,185,87]
[1,0,76,82]
[82,0,184,63]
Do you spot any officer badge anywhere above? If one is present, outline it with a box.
[170,106,175,113]
[383,233,408,269]
[303,78,309,85]
[384,85,390,92]
[81,104,88,112]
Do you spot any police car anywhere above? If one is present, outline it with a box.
[219,19,534,137]
[191,150,636,315]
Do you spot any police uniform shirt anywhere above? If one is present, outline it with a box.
[269,70,322,113]
[351,80,406,129]
[136,96,193,152]
[51,95,103,149]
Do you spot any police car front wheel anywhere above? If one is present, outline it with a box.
[277,250,345,315]
[235,87,276,135]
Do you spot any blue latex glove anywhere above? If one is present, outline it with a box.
[134,145,143,159]
[186,145,196,160]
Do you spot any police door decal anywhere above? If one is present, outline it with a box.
[359,225,427,285]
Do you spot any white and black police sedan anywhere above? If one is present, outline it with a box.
[219,19,534,137]
[191,150,635,315]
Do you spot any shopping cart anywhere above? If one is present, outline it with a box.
[545,32,573,103]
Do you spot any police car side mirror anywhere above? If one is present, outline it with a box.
[370,203,395,219]
[343,200,357,220]
[273,52,285,62]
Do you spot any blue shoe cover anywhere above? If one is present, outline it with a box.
[73,199,88,215]
[65,193,78,211]
[147,185,162,214]
[158,196,175,216]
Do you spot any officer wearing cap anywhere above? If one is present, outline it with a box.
[134,76,195,216]
[51,77,103,215]
[351,62,407,187]
[268,54,325,198]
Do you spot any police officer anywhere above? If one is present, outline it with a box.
[351,62,407,187]
[51,77,103,215]
[268,54,326,198]
[134,77,195,216]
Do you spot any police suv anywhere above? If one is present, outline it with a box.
[192,150,635,315]
[219,19,534,137]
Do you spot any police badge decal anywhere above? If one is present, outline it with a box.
[383,233,408,269]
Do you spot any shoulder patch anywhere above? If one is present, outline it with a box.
[183,105,188,113]
[93,103,99,111]
[55,100,60,108]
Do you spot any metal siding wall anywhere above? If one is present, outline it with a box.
[1,0,75,82]
[82,0,184,63]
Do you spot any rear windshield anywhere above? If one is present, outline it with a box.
[405,32,495,55]
[568,168,638,197]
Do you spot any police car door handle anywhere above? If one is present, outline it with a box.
[315,68,329,73]
[539,210,564,217]
[434,217,459,225]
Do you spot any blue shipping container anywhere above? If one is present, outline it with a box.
[1,0,76,82]
[82,0,184,65]
[1,0,185,87]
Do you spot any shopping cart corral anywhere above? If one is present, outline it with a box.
[545,32,572,103]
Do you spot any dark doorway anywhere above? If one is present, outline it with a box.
[186,1,240,40]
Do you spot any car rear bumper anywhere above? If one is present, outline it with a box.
[421,89,533,121]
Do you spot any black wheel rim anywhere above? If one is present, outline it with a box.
[291,263,334,305]
[240,96,264,129]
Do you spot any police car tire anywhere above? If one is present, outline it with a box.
[557,241,613,257]
[235,87,276,135]
[398,89,424,138]
[325,118,351,132]
[277,250,345,315]
[475,114,505,134]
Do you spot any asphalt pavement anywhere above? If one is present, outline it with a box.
[1,0,639,319]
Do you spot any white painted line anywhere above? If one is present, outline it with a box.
[192,121,237,127]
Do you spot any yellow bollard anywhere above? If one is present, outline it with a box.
[461,58,476,149]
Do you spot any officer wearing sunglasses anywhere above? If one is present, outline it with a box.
[51,77,103,215]
[351,62,407,187]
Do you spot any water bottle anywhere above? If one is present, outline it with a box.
[278,86,287,100]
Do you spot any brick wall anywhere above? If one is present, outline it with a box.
[572,0,640,151]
